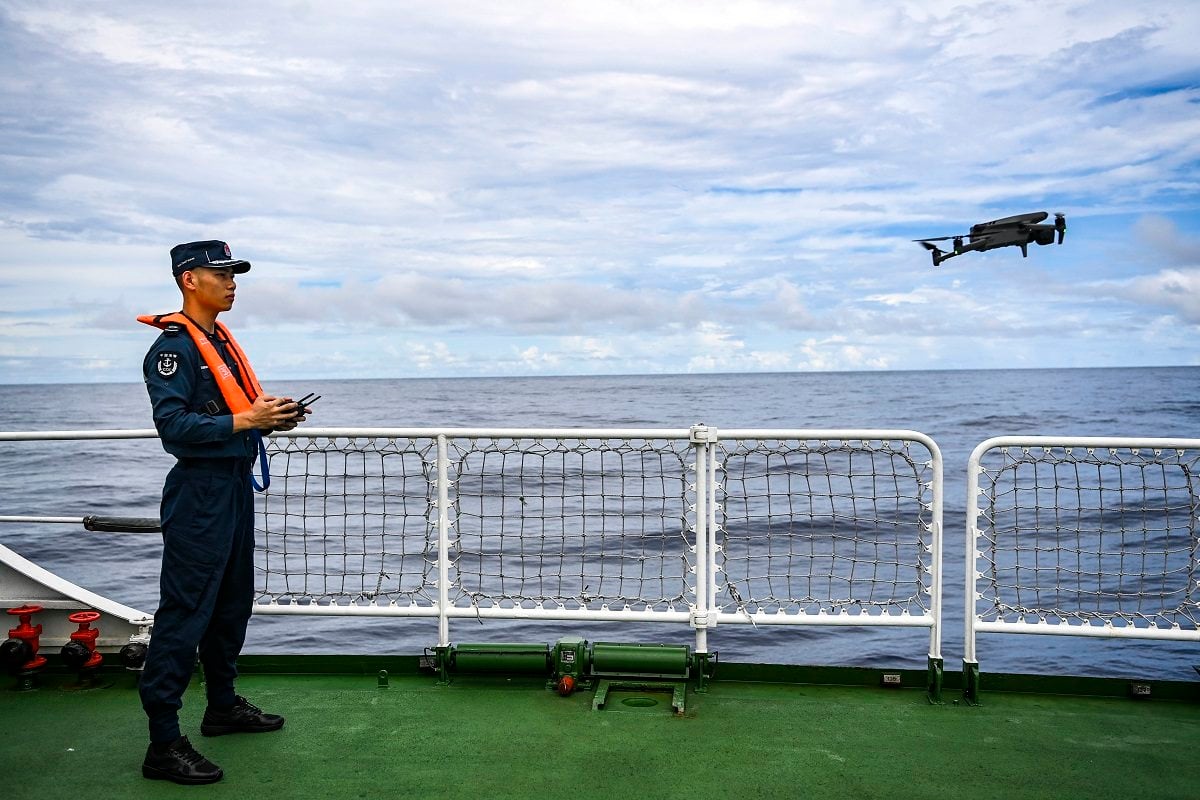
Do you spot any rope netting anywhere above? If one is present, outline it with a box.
[974,446,1200,629]
[256,437,438,605]
[448,437,693,610]
[717,439,936,616]
[256,435,695,610]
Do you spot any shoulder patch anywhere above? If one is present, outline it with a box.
[156,352,180,378]
[164,323,182,336]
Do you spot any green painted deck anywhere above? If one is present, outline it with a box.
[2,659,1197,799]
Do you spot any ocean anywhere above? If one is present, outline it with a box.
[1,368,1197,679]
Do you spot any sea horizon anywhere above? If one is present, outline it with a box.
[3,362,1197,389]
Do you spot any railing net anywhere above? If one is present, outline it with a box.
[258,436,439,606]
[256,435,696,612]
[717,438,936,617]
[447,437,693,610]
[974,444,1200,630]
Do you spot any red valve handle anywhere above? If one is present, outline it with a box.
[7,604,44,617]
[68,611,101,625]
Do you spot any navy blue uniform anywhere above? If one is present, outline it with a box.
[140,322,260,744]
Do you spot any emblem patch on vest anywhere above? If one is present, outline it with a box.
[157,352,180,378]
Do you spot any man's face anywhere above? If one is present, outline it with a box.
[184,267,237,312]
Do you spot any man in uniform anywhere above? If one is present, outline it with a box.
[138,240,308,785]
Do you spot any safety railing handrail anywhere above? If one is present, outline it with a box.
[1,425,943,672]
[3,426,940,441]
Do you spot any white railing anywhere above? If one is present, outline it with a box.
[964,436,1200,697]
[0,426,943,667]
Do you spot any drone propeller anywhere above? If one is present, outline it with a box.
[912,235,963,243]
[916,241,940,251]
[1054,212,1067,244]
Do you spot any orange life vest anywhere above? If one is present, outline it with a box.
[138,312,263,415]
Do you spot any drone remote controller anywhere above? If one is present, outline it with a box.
[292,393,321,418]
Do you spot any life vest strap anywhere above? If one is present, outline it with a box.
[138,312,262,415]
[140,311,272,494]
[250,431,271,492]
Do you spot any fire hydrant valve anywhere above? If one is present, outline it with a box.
[64,610,103,670]
[5,604,47,672]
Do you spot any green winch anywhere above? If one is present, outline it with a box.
[430,637,714,714]
[448,642,550,674]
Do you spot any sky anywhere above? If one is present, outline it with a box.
[1,1,1198,384]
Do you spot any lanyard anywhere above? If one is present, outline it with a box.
[249,430,271,492]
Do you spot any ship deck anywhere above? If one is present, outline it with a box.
[4,658,1199,799]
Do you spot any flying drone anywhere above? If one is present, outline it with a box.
[914,211,1066,266]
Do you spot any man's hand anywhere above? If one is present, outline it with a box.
[232,394,303,433]
[271,400,312,432]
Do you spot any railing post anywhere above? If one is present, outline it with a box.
[436,434,452,649]
[926,438,944,704]
[707,429,719,644]
[689,424,718,657]
[963,444,984,705]
[704,429,721,689]
[691,427,707,655]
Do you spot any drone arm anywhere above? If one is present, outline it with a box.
[932,248,958,267]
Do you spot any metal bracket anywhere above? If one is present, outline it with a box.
[592,679,687,714]
[693,651,716,693]
[962,659,980,706]
[432,646,452,685]
[926,656,944,704]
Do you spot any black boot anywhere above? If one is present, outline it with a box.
[201,694,285,736]
[142,735,223,784]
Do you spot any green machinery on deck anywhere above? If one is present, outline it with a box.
[429,638,716,713]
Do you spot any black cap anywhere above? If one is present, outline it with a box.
[170,240,251,276]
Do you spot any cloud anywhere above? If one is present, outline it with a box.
[1,1,1198,381]
[561,336,618,361]
[1086,268,1200,325]
[238,275,702,334]
[1062,216,1200,326]
[516,345,560,370]
[408,340,463,371]
[1133,215,1200,266]
[797,337,890,371]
